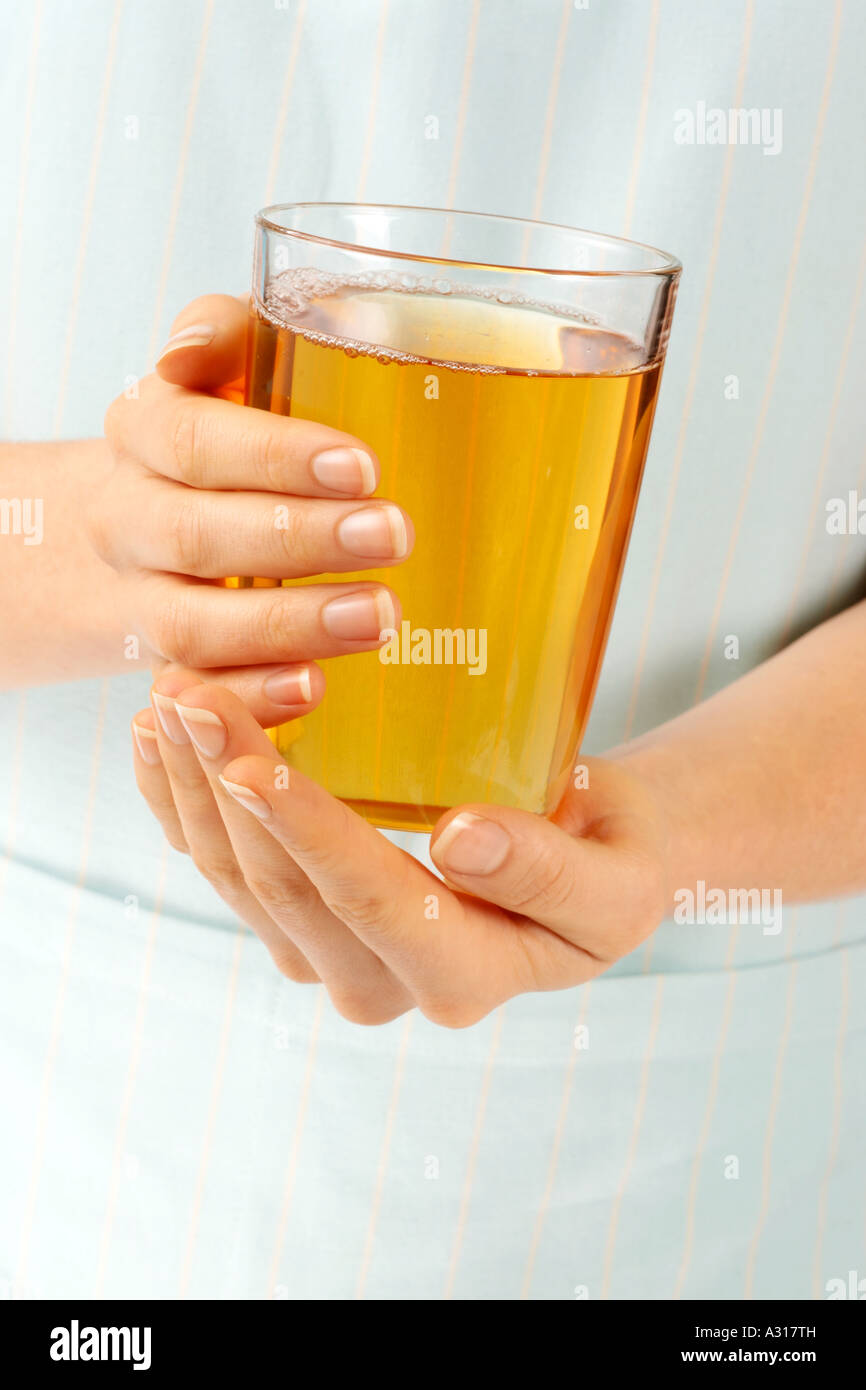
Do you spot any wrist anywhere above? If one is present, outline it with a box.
[607,735,703,918]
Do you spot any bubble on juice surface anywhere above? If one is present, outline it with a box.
[258,267,645,376]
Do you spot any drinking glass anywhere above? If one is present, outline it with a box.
[235,203,680,832]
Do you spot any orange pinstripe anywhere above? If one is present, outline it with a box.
[620,0,660,239]
[784,906,800,961]
[743,960,799,1297]
[178,928,247,1298]
[145,0,216,368]
[811,949,850,1298]
[672,971,737,1298]
[92,841,170,1297]
[4,0,43,435]
[264,0,307,205]
[0,694,27,916]
[519,983,592,1299]
[355,1012,415,1299]
[53,0,125,435]
[355,0,390,202]
[599,975,665,1299]
[443,1005,505,1299]
[265,988,326,1297]
[529,0,572,223]
[444,0,482,213]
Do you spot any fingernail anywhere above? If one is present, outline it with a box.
[152,692,190,744]
[311,446,377,495]
[155,322,216,363]
[322,590,396,641]
[337,505,408,559]
[218,776,272,819]
[132,722,161,765]
[262,665,313,706]
[434,812,511,875]
[174,704,227,758]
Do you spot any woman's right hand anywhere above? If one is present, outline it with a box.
[88,293,413,725]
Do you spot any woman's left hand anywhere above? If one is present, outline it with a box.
[134,670,671,1027]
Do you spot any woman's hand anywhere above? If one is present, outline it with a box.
[89,293,413,725]
[133,670,671,1026]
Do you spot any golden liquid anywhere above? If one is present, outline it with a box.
[241,277,661,832]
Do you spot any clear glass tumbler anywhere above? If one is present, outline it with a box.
[236,203,680,832]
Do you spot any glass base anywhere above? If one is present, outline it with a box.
[339,796,449,834]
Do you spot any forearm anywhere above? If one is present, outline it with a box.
[615,598,866,908]
[0,439,142,685]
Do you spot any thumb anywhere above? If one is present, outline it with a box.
[430,774,666,963]
[155,293,249,392]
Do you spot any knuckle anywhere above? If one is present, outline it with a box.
[190,849,247,898]
[418,994,487,1031]
[252,594,290,658]
[270,949,319,985]
[169,492,208,574]
[161,757,206,801]
[169,401,199,483]
[329,986,396,1027]
[260,425,291,493]
[508,848,579,918]
[273,504,306,565]
[336,888,403,936]
[244,873,308,919]
[148,588,201,665]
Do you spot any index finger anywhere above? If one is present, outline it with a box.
[217,752,538,1026]
[107,378,381,498]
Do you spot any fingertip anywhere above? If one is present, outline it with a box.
[171,681,244,718]
[430,809,512,877]
[221,753,287,800]
[261,662,322,711]
[155,294,248,388]
[310,443,381,497]
[151,666,203,697]
[155,323,217,372]
[132,712,162,765]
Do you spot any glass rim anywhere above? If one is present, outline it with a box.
[255,201,682,279]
